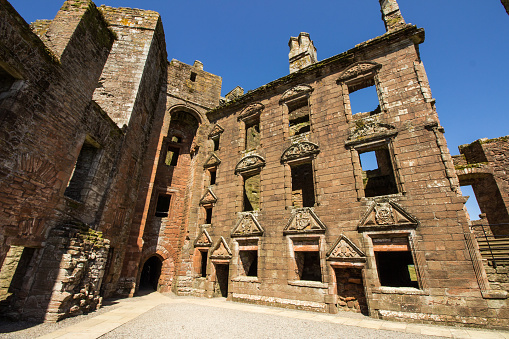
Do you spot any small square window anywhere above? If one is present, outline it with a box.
[295,251,321,281]
[155,195,171,217]
[347,78,381,116]
[190,72,197,82]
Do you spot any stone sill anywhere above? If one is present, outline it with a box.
[288,280,328,289]
[374,286,426,295]
[232,276,260,283]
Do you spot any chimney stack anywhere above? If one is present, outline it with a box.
[379,0,406,32]
[288,32,317,74]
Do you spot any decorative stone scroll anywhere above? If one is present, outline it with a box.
[203,153,221,168]
[337,61,382,83]
[194,229,212,247]
[208,124,224,138]
[199,188,218,205]
[281,142,319,163]
[284,208,326,235]
[358,200,418,232]
[346,117,397,146]
[231,212,264,237]
[238,102,264,121]
[235,154,266,174]
[326,235,366,261]
[280,84,313,103]
[210,237,232,259]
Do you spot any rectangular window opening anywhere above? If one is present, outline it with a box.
[348,81,380,115]
[205,207,213,224]
[359,148,397,197]
[0,66,17,93]
[0,246,35,301]
[165,146,180,167]
[295,251,321,282]
[245,118,260,150]
[288,98,310,136]
[213,137,220,151]
[155,195,171,217]
[243,172,260,211]
[239,250,258,277]
[209,169,217,185]
[461,185,482,221]
[373,237,418,288]
[170,136,182,143]
[190,72,197,82]
[291,162,315,208]
[64,139,100,201]
[200,250,208,278]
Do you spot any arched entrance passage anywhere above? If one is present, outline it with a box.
[139,256,162,291]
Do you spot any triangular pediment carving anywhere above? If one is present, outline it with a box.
[200,188,217,205]
[281,142,319,163]
[231,213,264,237]
[284,208,326,235]
[337,61,382,83]
[194,229,212,247]
[235,154,265,174]
[280,84,313,103]
[358,200,418,232]
[346,117,397,146]
[327,235,366,262]
[204,153,221,168]
[209,124,224,138]
[238,102,264,121]
[210,236,232,259]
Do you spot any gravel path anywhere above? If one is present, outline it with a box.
[101,302,442,339]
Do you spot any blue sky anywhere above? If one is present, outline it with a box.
[7,0,509,217]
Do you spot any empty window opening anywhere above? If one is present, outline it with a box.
[205,207,213,224]
[139,256,162,291]
[0,66,17,94]
[190,72,197,82]
[155,195,171,217]
[288,98,310,136]
[200,250,208,278]
[209,169,217,185]
[0,246,35,302]
[462,185,482,221]
[295,251,321,281]
[165,146,180,166]
[170,136,182,143]
[291,162,315,208]
[212,136,220,151]
[239,250,258,277]
[243,172,260,211]
[348,82,380,115]
[64,139,100,201]
[245,118,260,150]
[359,148,397,197]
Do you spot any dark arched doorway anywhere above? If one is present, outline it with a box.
[139,256,162,291]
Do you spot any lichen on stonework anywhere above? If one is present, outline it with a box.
[454,162,488,170]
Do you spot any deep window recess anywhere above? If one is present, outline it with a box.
[171,136,182,143]
[209,168,217,185]
[155,195,171,217]
[291,162,315,208]
[348,79,380,115]
[243,172,260,211]
[190,72,197,82]
[64,138,100,201]
[461,185,482,220]
[200,250,208,278]
[212,136,220,151]
[0,66,17,93]
[239,250,258,277]
[245,117,260,150]
[288,98,310,136]
[295,251,321,281]
[359,148,397,197]
[205,207,213,224]
[165,146,180,166]
[372,237,418,288]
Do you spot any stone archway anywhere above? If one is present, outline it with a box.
[139,256,162,291]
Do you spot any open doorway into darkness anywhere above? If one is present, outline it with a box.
[139,256,162,291]
[214,264,229,297]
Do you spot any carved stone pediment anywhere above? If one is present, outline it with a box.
[281,142,319,163]
[209,124,224,138]
[238,102,264,121]
[337,61,382,83]
[194,229,212,247]
[200,188,217,205]
[346,118,396,146]
[327,235,366,261]
[231,213,264,238]
[235,155,265,174]
[280,84,313,103]
[204,153,221,168]
[284,208,326,235]
[358,200,418,232]
[210,237,232,259]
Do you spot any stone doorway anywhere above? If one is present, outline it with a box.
[139,256,162,291]
[214,264,229,297]
[334,267,368,315]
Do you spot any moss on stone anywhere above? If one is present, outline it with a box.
[454,162,488,170]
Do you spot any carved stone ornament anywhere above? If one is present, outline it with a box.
[235,155,266,174]
[280,84,313,103]
[281,142,319,163]
[231,212,264,237]
[347,118,396,144]
[203,153,221,168]
[284,208,326,235]
[199,188,218,205]
[210,237,232,259]
[208,124,224,138]
[358,200,418,232]
[337,61,382,83]
[238,102,264,121]
[326,234,366,261]
[194,229,212,247]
